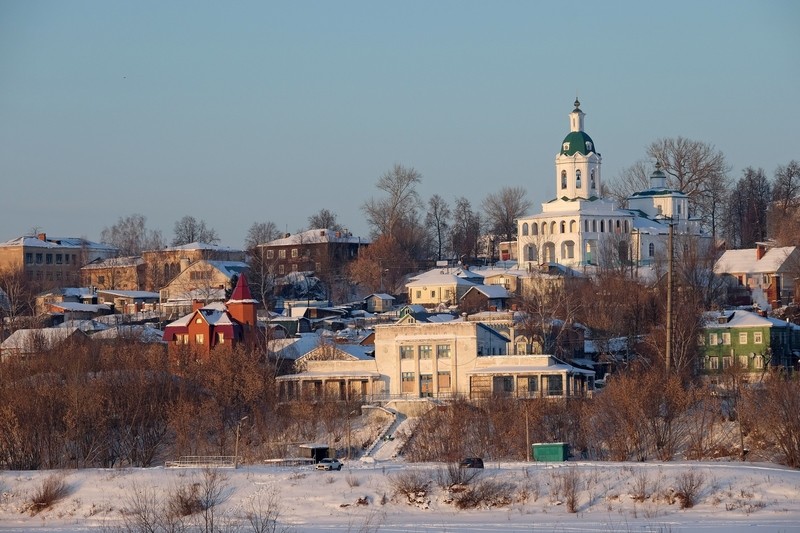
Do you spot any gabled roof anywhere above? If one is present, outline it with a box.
[462,285,511,300]
[160,242,243,253]
[365,293,395,301]
[715,246,798,275]
[82,256,144,269]
[96,290,160,299]
[91,324,165,343]
[1,327,87,354]
[702,310,772,329]
[48,302,111,313]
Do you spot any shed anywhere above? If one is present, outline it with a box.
[298,443,330,462]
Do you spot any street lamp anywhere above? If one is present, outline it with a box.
[234,416,248,469]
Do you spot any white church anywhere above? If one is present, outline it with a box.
[516,99,705,270]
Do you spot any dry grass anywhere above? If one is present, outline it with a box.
[28,473,70,516]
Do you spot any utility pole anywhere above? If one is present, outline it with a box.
[665,221,674,373]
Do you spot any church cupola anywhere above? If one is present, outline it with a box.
[649,161,668,189]
[555,98,602,200]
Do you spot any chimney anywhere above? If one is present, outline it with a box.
[179,257,191,271]
[192,300,204,311]
[756,243,767,260]
[37,232,47,242]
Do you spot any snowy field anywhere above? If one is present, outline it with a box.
[1,460,800,532]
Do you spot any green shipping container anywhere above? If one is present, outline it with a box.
[532,442,569,462]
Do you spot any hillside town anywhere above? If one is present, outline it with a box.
[1,99,799,487]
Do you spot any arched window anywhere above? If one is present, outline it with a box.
[615,220,621,234]
[624,220,629,233]
[618,241,628,262]
[561,170,567,189]
[677,203,682,215]
[584,219,589,232]
[648,243,655,257]
[532,223,538,236]
[592,220,597,232]
[550,221,556,234]
[526,245,538,262]
[562,240,575,259]
[590,169,596,189]
[575,169,582,188]
[570,220,576,232]
[522,223,529,236]
[600,220,605,233]
[560,221,566,233]
[541,222,546,235]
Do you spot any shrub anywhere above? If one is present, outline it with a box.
[435,462,481,489]
[453,478,514,509]
[28,473,70,515]
[389,470,430,503]
[674,470,705,509]
[551,467,582,513]
[345,474,360,488]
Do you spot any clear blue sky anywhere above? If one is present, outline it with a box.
[1,1,798,248]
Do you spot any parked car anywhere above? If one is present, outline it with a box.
[459,457,484,468]
[315,458,343,471]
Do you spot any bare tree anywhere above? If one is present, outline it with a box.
[172,216,220,246]
[649,137,731,238]
[361,165,422,243]
[482,186,532,242]
[606,159,650,206]
[425,194,451,261]
[346,234,413,294]
[722,167,771,248]
[451,197,482,262]
[307,209,343,232]
[770,160,800,245]
[245,221,280,249]
[100,214,164,255]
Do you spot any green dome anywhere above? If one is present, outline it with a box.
[560,131,596,156]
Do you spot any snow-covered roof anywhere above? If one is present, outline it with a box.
[91,324,165,343]
[160,242,243,253]
[262,229,367,247]
[366,293,395,301]
[702,309,772,329]
[48,302,111,313]
[463,285,511,299]
[269,333,321,361]
[405,272,478,288]
[467,363,594,376]
[96,290,160,299]
[0,235,117,252]
[204,260,249,278]
[714,246,798,275]
[1,327,85,353]
[82,256,144,269]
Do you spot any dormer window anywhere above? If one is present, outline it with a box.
[575,169,582,188]
[585,141,593,152]
[561,170,567,189]
[562,142,570,152]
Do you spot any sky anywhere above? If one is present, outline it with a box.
[1,1,799,249]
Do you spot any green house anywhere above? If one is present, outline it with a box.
[699,309,797,374]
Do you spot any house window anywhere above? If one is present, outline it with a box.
[401,372,415,393]
[25,253,33,264]
[709,333,718,345]
[419,345,432,359]
[532,223,538,235]
[500,376,514,393]
[195,334,205,345]
[697,334,705,346]
[65,254,70,264]
[722,333,731,345]
[722,356,732,369]
[739,332,748,344]
[315,262,321,271]
[754,332,763,344]
[560,221,566,233]
[400,346,414,359]
[754,355,764,369]
[196,318,203,324]
[708,357,719,370]
[415,290,421,299]
[291,248,298,258]
[217,333,225,344]
[266,250,274,259]
[438,371,451,389]
[55,271,61,280]
[46,253,53,264]
[420,374,433,397]
[648,243,655,257]
[292,264,298,272]
[738,355,749,369]
[590,169,596,189]
[36,253,43,264]
[279,249,286,259]
[177,334,189,345]
[528,376,539,394]
[436,344,451,358]
[430,290,435,298]
[522,223,529,236]
[98,275,105,284]
[46,271,52,280]
[56,254,62,264]
[546,375,563,396]
[278,265,285,274]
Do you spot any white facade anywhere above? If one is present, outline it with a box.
[517,100,706,269]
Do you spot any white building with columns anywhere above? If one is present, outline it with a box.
[516,99,705,270]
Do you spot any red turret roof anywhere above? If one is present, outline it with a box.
[227,273,258,304]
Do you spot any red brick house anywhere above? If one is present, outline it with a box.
[162,273,260,358]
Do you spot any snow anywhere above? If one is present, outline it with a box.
[1,460,799,532]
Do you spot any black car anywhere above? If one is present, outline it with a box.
[459,457,484,468]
